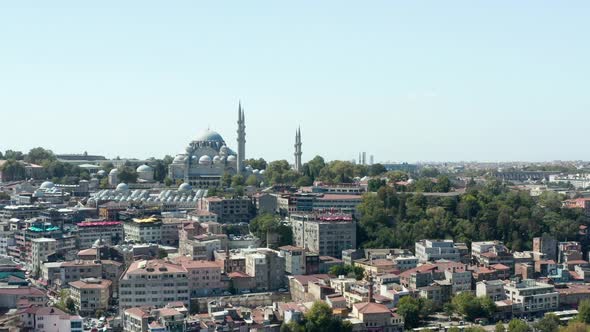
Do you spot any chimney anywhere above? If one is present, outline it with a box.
[368,272,374,303]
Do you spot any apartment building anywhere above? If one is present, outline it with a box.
[69,278,112,316]
[290,212,356,258]
[76,221,123,249]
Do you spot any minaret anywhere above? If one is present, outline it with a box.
[294,127,302,172]
[237,102,246,174]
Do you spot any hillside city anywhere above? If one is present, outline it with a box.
[1,107,590,332]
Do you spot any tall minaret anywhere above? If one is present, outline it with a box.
[237,102,246,174]
[294,127,302,173]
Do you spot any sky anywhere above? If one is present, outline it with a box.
[0,1,589,163]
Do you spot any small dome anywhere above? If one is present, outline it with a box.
[213,155,221,164]
[178,183,192,192]
[227,155,237,163]
[245,165,253,172]
[220,145,229,156]
[97,170,106,177]
[136,164,152,172]
[253,169,260,175]
[40,181,54,189]
[199,155,212,165]
[407,178,415,184]
[109,168,119,175]
[116,183,129,191]
[93,238,106,248]
[173,155,186,163]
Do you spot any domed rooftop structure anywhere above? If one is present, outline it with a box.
[173,155,186,163]
[137,164,153,172]
[212,155,221,163]
[197,129,225,143]
[199,155,212,165]
[97,170,106,177]
[178,183,192,192]
[227,155,236,163]
[116,183,129,191]
[109,168,119,175]
[40,181,54,189]
[93,237,106,248]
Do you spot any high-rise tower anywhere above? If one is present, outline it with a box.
[237,102,246,174]
[294,127,302,173]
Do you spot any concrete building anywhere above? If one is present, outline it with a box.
[173,256,224,297]
[279,246,306,275]
[291,212,356,258]
[476,280,506,301]
[76,221,124,249]
[69,278,112,317]
[30,238,57,277]
[245,248,285,291]
[533,236,557,262]
[60,260,102,285]
[415,240,461,263]
[123,216,162,244]
[19,306,83,332]
[350,302,404,332]
[119,259,189,311]
[197,196,251,224]
[558,242,583,263]
[504,279,559,315]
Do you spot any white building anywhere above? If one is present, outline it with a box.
[415,240,461,263]
[31,238,57,276]
[19,306,83,332]
[76,221,124,249]
[119,260,189,312]
[504,279,559,315]
[123,217,162,244]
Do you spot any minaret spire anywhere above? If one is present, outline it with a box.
[237,101,246,175]
[294,126,302,173]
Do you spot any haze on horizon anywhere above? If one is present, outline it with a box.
[1,1,589,164]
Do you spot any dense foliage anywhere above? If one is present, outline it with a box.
[396,296,434,329]
[280,301,352,332]
[249,213,293,248]
[357,180,585,251]
[328,264,365,280]
[451,292,496,322]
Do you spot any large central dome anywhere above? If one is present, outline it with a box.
[196,129,225,143]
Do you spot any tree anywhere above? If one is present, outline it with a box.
[158,248,168,259]
[0,192,10,200]
[535,314,559,332]
[368,163,387,176]
[249,214,292,248]
[451,292,495,322]
[4,150,24,160]
[25,147,55,164]
[397,296,421,329]
[66,297,76,313]
[559,323,590,332]
[368,179,386,192]
[246,175,259,187]
[231,174,245,187]
[508,319,531,332]
[496,322,506,332]
[301,301,352,332]
[0,159,26,181]
[576,299,590,324]
[164,177,173,187]
[245,158,267,170]
[117,167,138,183]
[221,172,232,188]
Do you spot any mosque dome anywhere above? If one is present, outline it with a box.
[212,155,221,164]
[227,155,237,163]
[116,183,129,191]
[109,168,119,175]
[253,169,260,175]
[97,170,106,177]
[259,170,266,175]
[173,155,186,163]
[196,129,225,143]
[199,155,212,165]
[219,145,230,156]
[40,181,54,189]
[178,183,192,192]
[407,178,415,184]
[245,165,253,172]
[136,164,153,172]
[93,238,106,248]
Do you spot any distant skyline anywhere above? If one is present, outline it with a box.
[1,2,589,163]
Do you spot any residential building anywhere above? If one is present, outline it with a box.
[245,248,285,291]
[76,221,123,249]
[350,302,404,332]
[415,240,461,263]
[19,306,83,332]
[504,279,559,315]
[533,236,557,262]
[119,260,189,311]
[60,260,102,285]
[290,212,356,258]
[30,238,56,277]
[123,217,162,244]
[476,280,506,301]
[197,196,251,224]
[558,242,583,263]
[69,278,112,316]
[173,256,224,297]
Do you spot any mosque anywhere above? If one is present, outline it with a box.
[168,103,249,187]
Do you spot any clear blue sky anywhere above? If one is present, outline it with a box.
[1,1,588,163]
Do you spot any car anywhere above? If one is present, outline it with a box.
[278,288,288,292]
[241,290,251,294]
[222,291,232,296]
